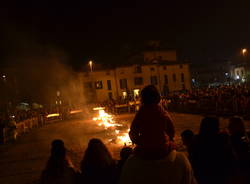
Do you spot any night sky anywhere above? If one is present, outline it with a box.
[1,0,250,68]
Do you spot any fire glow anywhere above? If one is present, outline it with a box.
[46,113,60,118]
[92,109,132,146]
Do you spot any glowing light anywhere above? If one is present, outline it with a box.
[47,113,60,118]
[242,48,247,56]
[93,107,105,111]
[93,109,119,128]
[92,109,132,146]
[133,89,140,97]
[117,129,131,146]
[70,110,83,114]
[89,60,93,72]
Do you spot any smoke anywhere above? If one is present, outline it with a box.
[0,26,84,109]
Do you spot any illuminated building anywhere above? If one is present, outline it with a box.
[80,50,191,103]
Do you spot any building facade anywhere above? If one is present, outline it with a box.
[80,62,191,103]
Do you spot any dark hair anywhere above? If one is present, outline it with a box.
[181,129,194,139]
[44,139,68,177]
[199,117,219,136]
[81,138,114,173]
[120,147,133,160]
[141,85,160,105]
[228,117,245,135]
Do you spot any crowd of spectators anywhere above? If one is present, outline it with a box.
[164,85,250,116]
[39,85,250,184]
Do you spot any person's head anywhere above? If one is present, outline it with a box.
[50,139,66,159]
[45,139,67,177]
[120,147,133,161]
[199,117,219,137]
[228,117,245,135]
[81,138,114,172]
[140,85,160,105]
[181,129,194,146]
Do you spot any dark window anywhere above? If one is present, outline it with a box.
[119,79,127,89]
[150,67,155,71]
[241,70,244,75]
[135,66,142,73]
[107,80,112,90]
[182,84,186,90]
[95,81,103,89]
[163,66,167,70]
[173,74,176,82]
[106,71,110,75]
[180,64,183,68]
[164,75,168,84]
[134,77,143,85]
[237,71,239,75]
[84,82,92,89]
[181,73,185,82]
[108,92,113,100]
[150,76,158,85]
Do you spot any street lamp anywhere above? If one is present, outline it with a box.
[89,60,93,72]
[242,48,247,56]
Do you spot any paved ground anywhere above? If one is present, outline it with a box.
[0,112,249,184]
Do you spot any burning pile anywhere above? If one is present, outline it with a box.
[92,108,132,146]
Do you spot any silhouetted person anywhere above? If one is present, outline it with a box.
[115,147,133,183]
[119,149,197,184]
[40,139,76,184]
[79,138,116,184]
[179,129,194,158]
[129,85,175,159]
[228,117,250,184]
[190,117,237,184]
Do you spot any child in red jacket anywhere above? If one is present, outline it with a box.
[129,85,175,159]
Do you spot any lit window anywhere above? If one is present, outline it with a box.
[122,91,127,99]
[133,89,140,98]
[95,81,103,89]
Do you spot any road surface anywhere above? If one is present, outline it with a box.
[0,113,249,184]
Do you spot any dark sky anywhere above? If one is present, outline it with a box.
[1,0,250,68]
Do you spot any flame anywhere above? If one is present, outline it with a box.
[93,109,119,128]
[47,113,60,118]
[92,109,131,146]
[117,133,131,146]
[70,110,83,114]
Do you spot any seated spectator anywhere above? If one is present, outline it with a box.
[115,147,133,182]
[40,139,76,184]
[189,117,237,184]
[129,85,175,159]
[119,149,197,184]
[179,129,194,157]
[79,138,116,184]
[228,117,250,184]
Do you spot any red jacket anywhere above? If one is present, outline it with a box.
[129,104,175,148]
